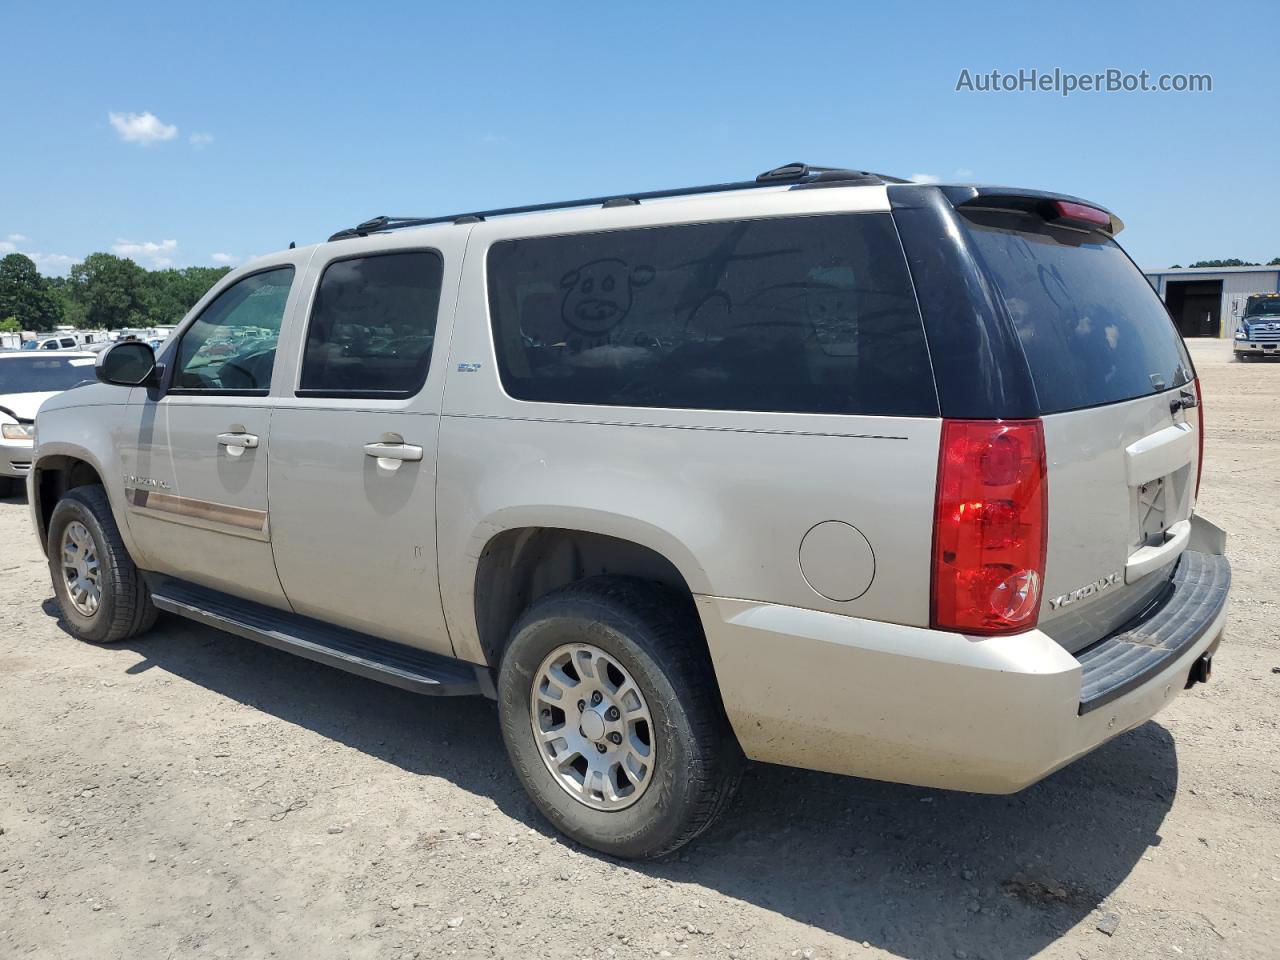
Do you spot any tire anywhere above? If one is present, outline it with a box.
[1237,352,1253,362]
[497,576,743,860]
[47,485,158,644]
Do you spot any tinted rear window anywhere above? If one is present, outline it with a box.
[962,211,1192,414]
[487,213,937,416]
[298,251,443,398]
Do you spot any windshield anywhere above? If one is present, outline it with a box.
[0,356,96,395]
[1245,298,1280,318]
[962,210,1193,414]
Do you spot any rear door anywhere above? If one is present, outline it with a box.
[959,209,1199,651]
[265,237,461,655]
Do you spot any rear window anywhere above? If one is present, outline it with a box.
[0,356,95,395]
[298,251,443,398]
[962,211,1193,414]
[487,213,937,416]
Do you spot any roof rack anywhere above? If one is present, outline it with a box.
[327,163,907,241]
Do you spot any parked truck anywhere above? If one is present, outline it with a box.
[1234,293,1280,360]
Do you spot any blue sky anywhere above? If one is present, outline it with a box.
[2,0,1276,275]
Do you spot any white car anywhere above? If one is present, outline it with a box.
[20,335,83,351]
[0,352,97,496]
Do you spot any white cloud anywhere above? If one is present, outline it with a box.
[189,132,214,149]
[108,111,179,145]
[210,252,238,265]
[910,172,942,184]
[0,235,78,275]
[112,238,178,268]
[30,252,77,274]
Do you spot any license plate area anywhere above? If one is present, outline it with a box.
[1138,476,1169,546]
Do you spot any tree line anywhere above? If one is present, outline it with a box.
[1169,257,1280,269]
[0,252,230,334]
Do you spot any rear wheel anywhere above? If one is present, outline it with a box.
[497,576,742,859]
[47,485,157,644]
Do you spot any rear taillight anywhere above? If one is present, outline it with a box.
[931,419,1048,635]
[1195,377,1204,502]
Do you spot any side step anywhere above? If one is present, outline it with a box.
[147,576,483,697]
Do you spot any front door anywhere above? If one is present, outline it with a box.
[122,264,299,607]
[266,244,456,655]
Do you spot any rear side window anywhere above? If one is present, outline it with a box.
[487,213,936,416]
[962,211,1193,414]
[298,251,443,398]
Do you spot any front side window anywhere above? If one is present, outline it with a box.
[486,214,936,416]
[172,267,294,393]
[298,251,444,398]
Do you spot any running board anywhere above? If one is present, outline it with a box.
[147,576,482,697]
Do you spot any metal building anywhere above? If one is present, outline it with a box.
[1144,266,1280,339]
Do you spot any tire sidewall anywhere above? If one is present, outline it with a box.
[47,493,119,643]
[499,604,704,859]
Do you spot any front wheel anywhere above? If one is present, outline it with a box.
[47,485,158,643]
[497,577,742,859]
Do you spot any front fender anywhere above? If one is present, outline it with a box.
[30,434,139,563]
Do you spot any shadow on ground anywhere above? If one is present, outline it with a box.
[44,604,1176,960]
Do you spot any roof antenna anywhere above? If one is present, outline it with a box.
[289,241,296,249]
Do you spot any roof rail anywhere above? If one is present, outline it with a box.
[327,163,906,241]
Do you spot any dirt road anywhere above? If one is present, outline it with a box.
[1,338,1276,960]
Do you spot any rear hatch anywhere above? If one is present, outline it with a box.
[959,206,1200,652]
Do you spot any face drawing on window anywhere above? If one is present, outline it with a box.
[559,259,655,335]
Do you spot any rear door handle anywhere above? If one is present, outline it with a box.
[217,432,259,449]
[363,442,423,462]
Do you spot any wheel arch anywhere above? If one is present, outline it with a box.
[31,446,116,557]
[464,514,711,669]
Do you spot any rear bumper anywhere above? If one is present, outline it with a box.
[697,536,1229,794]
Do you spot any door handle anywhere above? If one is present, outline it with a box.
[217,432,259,449]
[363,442,423,462]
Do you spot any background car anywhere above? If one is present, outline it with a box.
[0,352,98,496]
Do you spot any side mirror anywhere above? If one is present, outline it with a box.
[97,340,158,387]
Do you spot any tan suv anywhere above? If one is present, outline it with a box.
[29,164,1230,859]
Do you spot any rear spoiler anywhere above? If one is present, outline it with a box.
[939,185,1124,236]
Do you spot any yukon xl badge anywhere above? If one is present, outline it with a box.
[124,475,170,490]
[1048,572,1121,610]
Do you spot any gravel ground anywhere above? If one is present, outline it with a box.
[1,338,1276,960]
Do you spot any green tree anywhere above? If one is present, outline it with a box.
[0,253,60,331]
[67,253,149,330]
[0,317,21,333]
[142,266,230,324]
[1269,257,1280,266]
[1187,258,1260,268]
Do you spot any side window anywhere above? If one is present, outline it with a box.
[172,267,294,393]
[297,251,443,398]
[60,338,77,348]
[486,214,937,416]
[41,340,58,350]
